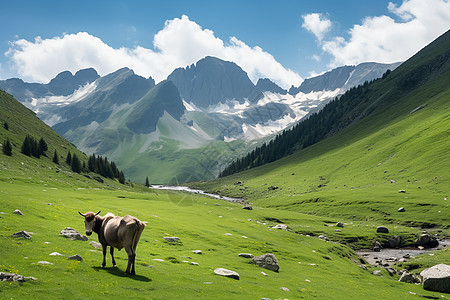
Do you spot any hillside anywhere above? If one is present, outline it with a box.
[1,90,449,299]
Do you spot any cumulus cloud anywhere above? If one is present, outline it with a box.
[5,15,302,88]
[302,13,332,41]
[319,0,450,67]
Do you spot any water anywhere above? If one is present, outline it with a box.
[150,185,245,203]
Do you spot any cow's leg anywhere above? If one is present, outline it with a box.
[110,246,117,267]
[131,248,136,275]
[102,244,107,268]
[125,246,135,274]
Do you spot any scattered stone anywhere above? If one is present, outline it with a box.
[261,271,268,276]
[234,181,243,185]
[390,180,396,183]
[252,253,279,272]
[372,270,383,276]
[60,227,88,241]
[280,287,289,291]
[242,205,253,210]
[268,186,278,191]
[239,253,254,258]
[373,241,383,252]
[37,261,54,265]
[12,230,31,239]
[318,235,329,241]
[386,267,396,276]
[68,254,83,261]
[13,209,24,215]
[399,272,419,284]
[323,256,332,260]
[163,237,181,243]
[335,229,341,232]
[272,224,288,231]
[153,259,164,262]
[376,226,389,233]
[0,272,37,282]
[224,233,233,236]
[398,190,406,193]
[191,262,199,266]
[420,264,450,293]
[336,222,344,228]
[415,233,439,248]
[398,207,405,212]
[192,250,202,254]
[93,176,104,183]
[89,241,102,249]
[214,268,239,280]
[387,236,403,248]
[49,252,64,256]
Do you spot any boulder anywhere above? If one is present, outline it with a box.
[242,205,253,210]
[420,264,450,293]
[252,253,279,272]
[399,272,419,284]
[398,207,405,212]
[214,268,239,280]
[336,222,344,228]
[272,224,288,231]
[89,241,102,249]
[13,209,24,215]
[415,233,439,248]
[376,226,389,233]
[12,230,31,239]
[373,240,383,252]
[68,254,83,261]
[60,227,88,241]
[398,190,406,193]
[268,186,278,191]
[163,237,181,243]
[239,253,254,258]
[0,272,36,282]
[192,250,202,254]
[387,236,403,248]
[49,252,64,256]
[318,235,329,241]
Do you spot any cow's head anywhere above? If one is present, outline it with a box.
[78,211,101,236]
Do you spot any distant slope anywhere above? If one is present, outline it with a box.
[220,30,450,177]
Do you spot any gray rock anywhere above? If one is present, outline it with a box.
[398,190,406,193]
[192,250,202,254]
[387,236,403,248]
[242,205,253,210]
[376,226,389,233]
[372,270,383,276]
[239,253,254,258]
[60,227,88,241]
[373,240,382,252]
[12,230,31,239]
[0,272,35,282]
[163,237,181,243]
[68,254,83,261]
[336,222,344,228]
[89,241,102,249]
[214,268,239,280]
[398,207,405,212]
[49,252,64,256]
[420,264,450,293]
[399,272,419,284]
[13,209,24,215]
[272,224,288,231]
[268,185,278,191]
[318,235,329,241]
[252,253,279,272]
[416,233,439,248]
[37,261,53,265]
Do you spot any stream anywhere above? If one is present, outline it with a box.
[150,185,245,203]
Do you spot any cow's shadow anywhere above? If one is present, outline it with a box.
[93,266,152,282]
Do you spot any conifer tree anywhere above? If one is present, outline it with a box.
[71,153,81,173]
[52,150,59,164]
[3,138,12,156]
[66,151,72,165]
[145,176,150,187]
[3,122,9,130]
[38,138,48,156]
[118,171,125,184]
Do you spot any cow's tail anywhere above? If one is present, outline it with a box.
[132,219,146,253]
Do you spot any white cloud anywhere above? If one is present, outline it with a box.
[5,15,302,89]
[302,13,332,41]
[320,0,450,67]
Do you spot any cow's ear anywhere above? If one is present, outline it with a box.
[95,211,101,216]
[78,211,85,217]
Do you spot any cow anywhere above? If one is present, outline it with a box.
[78,211,146,275]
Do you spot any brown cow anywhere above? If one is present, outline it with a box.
[78,211,146,274]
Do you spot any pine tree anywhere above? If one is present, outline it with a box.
[21,135,32,156]
[52,150,59,164]
[38,138,48,156]
[118,171,125,184]
[145,176,150,187]
[71,153,81,173]
[3,138,12,156]
[3,122,9,130]
[66,151,72,165]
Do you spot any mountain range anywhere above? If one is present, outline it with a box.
[0,57,399,183]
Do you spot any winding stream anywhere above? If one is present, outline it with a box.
[150,185,245,203]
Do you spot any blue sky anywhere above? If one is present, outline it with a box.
[1,0,450,88]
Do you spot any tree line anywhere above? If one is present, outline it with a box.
[219,79,377,177]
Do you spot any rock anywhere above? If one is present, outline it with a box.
[336,222,344,228]
[318,235,329,241]
[420,264,450,293]
[390,180,396,183]
[280,287,290,291]
[214,268,239,280]
[415,233,439,248]
[272,224,288,231]
[268,186,278,191]
[234,181,243,185]
[261,271,268,276]
[37,261,54,265]
[399,272,419,284]
[93,176,104,183]
[13,209,24,215]
[163,237,181,243]
[387,236,403,248]
[242,205,253,210]
[0,272,36,282]
[398,190,406,193]
[89,241,102,249]
[12,230,31,239]
[49,252,64,256]
[398,207,405,212]
[68,254,83,261]
[252,253,279,272]
[192,250,202,254]
[239,253,254,258]
[373,240,383,252]
[376,226,389,233]
[372,270,383,276]
[60,227,88,241]
[386,267,396,276]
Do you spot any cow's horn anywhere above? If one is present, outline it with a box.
[78,211,85,217]
[95,211,101,216]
